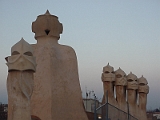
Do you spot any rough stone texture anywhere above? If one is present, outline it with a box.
[101,64,149,120]
[115,68,127,113]
[6,38,36,72]
[115,68,128,120]
[138,76,149,120]
[32,10,62,40]
[127,90,138,118]
[101,64,118,120]
[101,64,116,106]
[7,71,34,120]
[6,38,35,120]
[126,72,138,118]
[30,11,88,120]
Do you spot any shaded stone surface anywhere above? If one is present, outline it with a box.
[138,76,149,120]
[101,64,149,120]
[6,38,35,120]
[30,11,88,120]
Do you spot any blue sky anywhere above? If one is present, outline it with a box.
[0,0,160,110]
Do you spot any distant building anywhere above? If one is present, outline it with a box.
[83,98,102,120]
[153,112,160,120]
[147,111,159,120]
[0,103,8,120]
[83,98,101,112]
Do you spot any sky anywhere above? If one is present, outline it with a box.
[0,0,160,110]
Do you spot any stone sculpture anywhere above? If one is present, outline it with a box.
[30,10,88,120]
[138,76,149,120]
[5,9,150,120]
[101,63,117,106]
[126,72,138,118]
[101,63,118,120]
[115,68,128,119]
[101,63,149,120]
[6,38,36,120]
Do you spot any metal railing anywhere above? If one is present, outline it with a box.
[94,92,138,120]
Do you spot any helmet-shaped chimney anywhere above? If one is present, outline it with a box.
[32,10,63,40]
